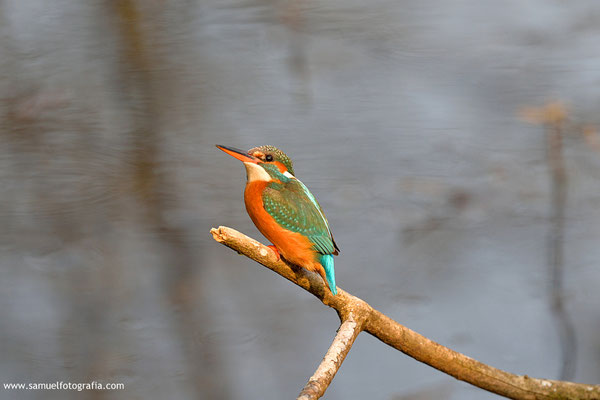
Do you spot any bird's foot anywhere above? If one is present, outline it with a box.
[267,245,281,261]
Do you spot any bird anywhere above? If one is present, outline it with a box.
[216,144,339,295]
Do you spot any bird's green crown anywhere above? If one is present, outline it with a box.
[249,145,294,175]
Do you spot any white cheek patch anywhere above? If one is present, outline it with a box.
[283,171,295,179]
[244,162,272,182]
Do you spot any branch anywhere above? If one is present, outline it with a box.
[211,226,600,400]
[297,317,362,400]
[545,112,576,380]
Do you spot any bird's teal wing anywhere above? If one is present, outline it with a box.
[262,178,338,255]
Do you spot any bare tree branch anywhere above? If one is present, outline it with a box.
[544,107,576,380]
[297,316,364,400]
[521,101,578,381]
[211,226,600,400]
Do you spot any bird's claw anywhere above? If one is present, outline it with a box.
[267,245,281,261]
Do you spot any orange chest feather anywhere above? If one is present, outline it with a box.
[244,181,288,242]
[244,181,271,231]
[244,181,316,266]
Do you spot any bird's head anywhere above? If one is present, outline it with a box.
[216,145,295,182]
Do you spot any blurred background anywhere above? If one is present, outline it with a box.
[1,1,600,399]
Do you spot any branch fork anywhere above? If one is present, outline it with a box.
[211,226,599,400]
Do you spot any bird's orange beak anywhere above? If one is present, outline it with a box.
[216,145,259,163]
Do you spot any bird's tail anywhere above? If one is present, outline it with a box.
[319,254,337,295]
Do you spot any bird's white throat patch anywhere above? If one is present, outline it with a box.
[244,162,271,182]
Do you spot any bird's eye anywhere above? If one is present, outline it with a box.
[265,154,274,162]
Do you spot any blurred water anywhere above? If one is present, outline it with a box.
[1,1,600,399]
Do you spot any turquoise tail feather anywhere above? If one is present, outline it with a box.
[319,254,337,295]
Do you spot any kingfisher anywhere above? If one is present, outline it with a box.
[216,145,339,295]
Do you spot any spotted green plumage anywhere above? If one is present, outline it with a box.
[260,163,338,256]
[249,145,295,175]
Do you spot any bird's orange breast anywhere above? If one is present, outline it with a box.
[244,181,321,272]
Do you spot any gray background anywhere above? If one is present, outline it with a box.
[1,1,599,399]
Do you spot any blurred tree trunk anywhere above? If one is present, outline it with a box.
[107,1,230,398]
